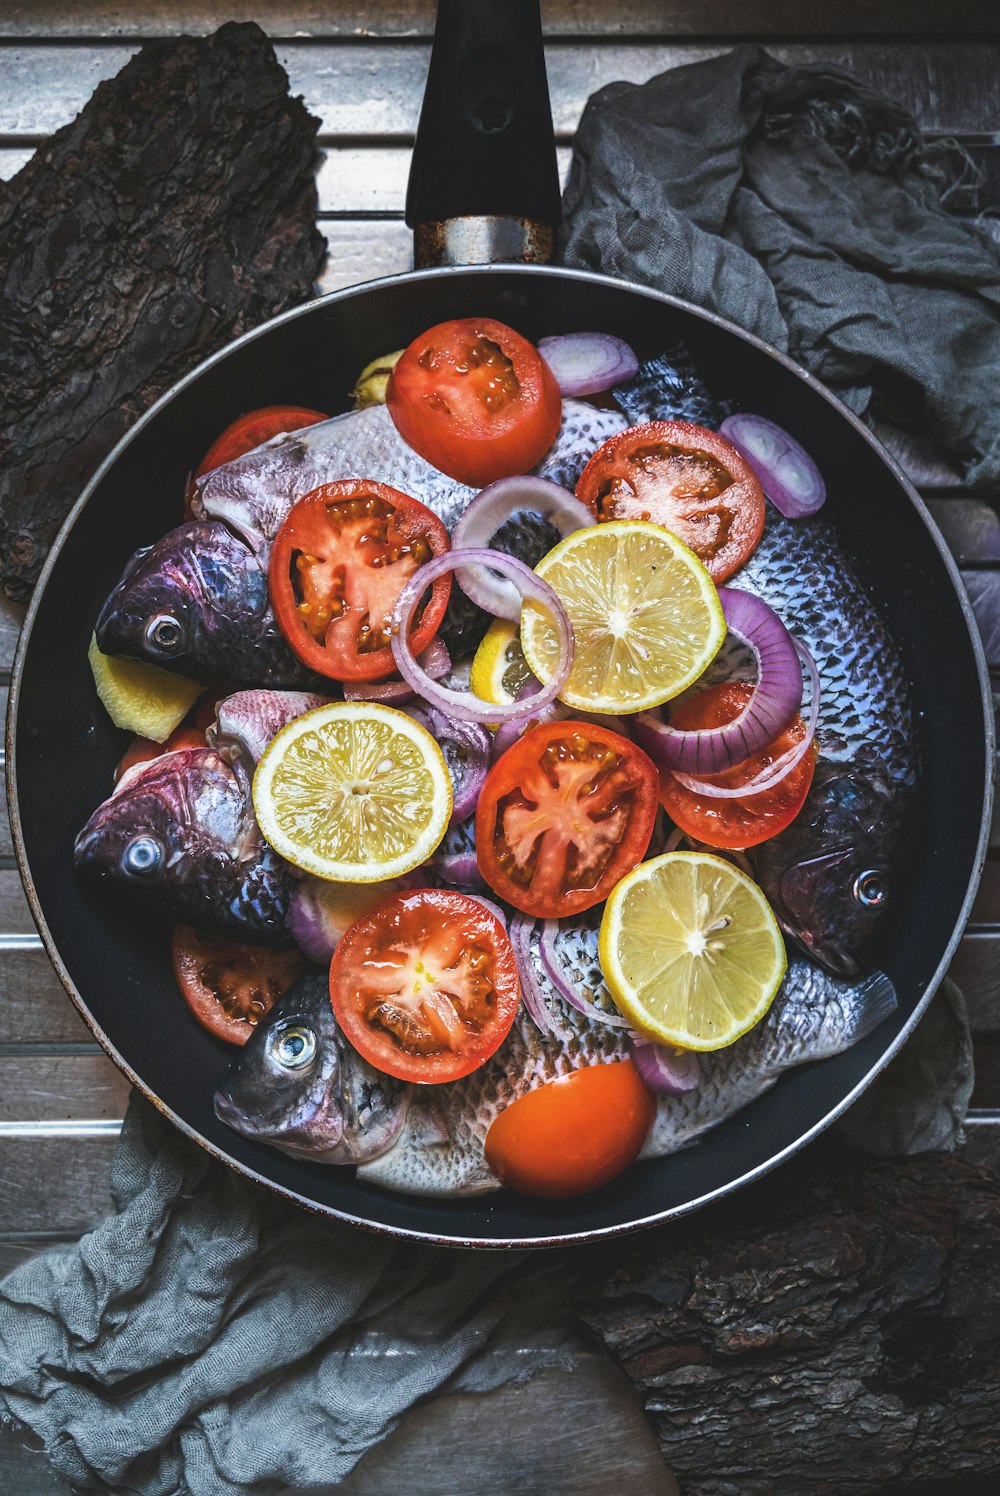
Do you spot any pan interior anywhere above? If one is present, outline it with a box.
[11,268,990,1245]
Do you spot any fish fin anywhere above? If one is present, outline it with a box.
[845,970,898,1042]
[406,1099,451,1147]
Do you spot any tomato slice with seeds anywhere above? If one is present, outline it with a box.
[485,1060,655,1197]
[171,926,308,1046]
[386,317,562,487]
[269,479,451,683]
[476,721,659,919]
[576,420,765,583]
[329,889,520,1084]
[658,681,817,849]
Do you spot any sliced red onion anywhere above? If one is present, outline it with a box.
[628,1036,701,1096]
[508,913,551,1035]
[539,922,630,1030]
[288,874,421,964]
[451,476,592,619]
[432,848,484,889]
[634,588,802,776]
[671,640,820,800]
[391,550,573,726]
[405,704,490,824]
[342,639,450,704]
[720,413,826,518]
[468,894,508,929]
[538,332,639,397]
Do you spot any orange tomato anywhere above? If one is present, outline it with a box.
[484,1060,655,1197]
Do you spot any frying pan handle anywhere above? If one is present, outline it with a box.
[406,0,561,267]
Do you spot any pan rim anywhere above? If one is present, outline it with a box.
[7,263,994,1247]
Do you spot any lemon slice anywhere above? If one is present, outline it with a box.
[253,702,452,882]
[469,618,533,707]
[599,852,786,1051]
[88,634,201,743]
[520,521,725,714]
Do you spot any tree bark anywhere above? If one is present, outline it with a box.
[0,21,326,599]
[573,1144,1000,1495]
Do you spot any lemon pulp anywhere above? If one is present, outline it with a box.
[599,852,786,1051]
[520,520,725,714]
[253,702,451,882]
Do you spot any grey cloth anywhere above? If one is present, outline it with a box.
[561,44,1000,486]
[0,1098,574,1495]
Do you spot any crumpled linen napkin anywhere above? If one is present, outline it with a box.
[561,43,1000,486]
[0,1098,575,1495]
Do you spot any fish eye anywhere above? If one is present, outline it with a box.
[145,614,183,653]
[266,1022,317,1071]
[122,835,164,878]
[853,869,889,910]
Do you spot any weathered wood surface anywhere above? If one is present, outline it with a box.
[3,0,995,40]
[574,1147,1000,1495]
[0,22,325,599]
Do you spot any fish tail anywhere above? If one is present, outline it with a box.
[844,970,898,1044]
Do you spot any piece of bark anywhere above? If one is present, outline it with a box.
[573,1145,1000,1495]
[0,21,326,600]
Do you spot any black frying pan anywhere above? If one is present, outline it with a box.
[5,3,994,1246]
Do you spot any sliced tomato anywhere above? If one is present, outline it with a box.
[114,726,206,783]
[386,317,562,487]
[658,681,817,849]
[171,926,308,1046]
[576,420,766,583]
[184,405,328,517]
[328,889,520,1084]
[269,479,451,682]
[476,721,658,919]
[484,1061,655,1197]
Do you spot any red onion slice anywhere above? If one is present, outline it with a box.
[452,476,593,619]
[671,640,820,799]
[391,550,573,726]
[508,913,552,1035]
[405,704,490,824]
[539,921,630,1030]
[634,588,802,776]
[628,1036,701,1095]
[720,413,826,518]
[342,639,450,704]
[538,332,639,397]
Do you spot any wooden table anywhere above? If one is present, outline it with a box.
[1,5,998,1491]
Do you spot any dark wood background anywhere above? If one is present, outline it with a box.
[1,4,998,1491]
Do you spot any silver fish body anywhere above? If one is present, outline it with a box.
[73,745,294,943]
[214,914,896,1197]
[733,510,919,975]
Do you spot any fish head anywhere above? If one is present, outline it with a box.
[94,521,268,683]
[753,759,901,978]
[214,974,411,1165]
[74,746,244,888]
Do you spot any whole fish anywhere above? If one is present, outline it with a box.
[73,746,294,944]
[94,400,626,688]
[214,917,897,1197]
[613,350,919,977]
[74,690,322,944]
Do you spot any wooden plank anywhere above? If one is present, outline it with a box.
[950,933,1000,1032]
[0,867,34,933]
[962,572,1000,669]
[0,950,96,1046]
[961,1114,1000,1174]
[0,0,993,42]
[970,860,1000,927]
[926,498,1000,565]
[0,1054,130,1122]
[1,41,997,145]
[0,1135,117,1231]
[972,1036,1000,1109]
[0,594,24,678]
